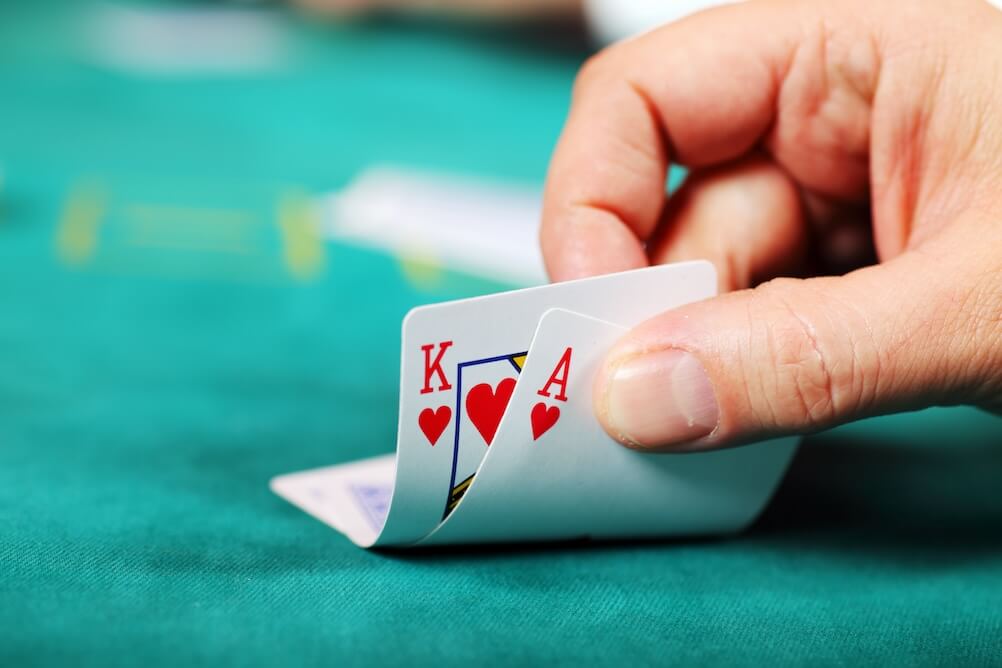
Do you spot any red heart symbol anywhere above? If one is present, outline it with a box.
[531,402,560,441]
[465,377,517,446]
[418,405,452,446]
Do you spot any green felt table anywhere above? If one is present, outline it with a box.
[2,3,1002,665]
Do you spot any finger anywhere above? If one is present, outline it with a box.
[541,0,878,281]
[539,45,667,281]
[593,219,1002,451]
[649,153,808,292]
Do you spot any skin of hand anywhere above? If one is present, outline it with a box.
[539,0,1002,451]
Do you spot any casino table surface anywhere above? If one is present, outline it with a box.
[2,3,1001,666]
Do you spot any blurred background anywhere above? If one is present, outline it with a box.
[4,2,1002,665]
[2,0,595,288]
[0,0,599,469]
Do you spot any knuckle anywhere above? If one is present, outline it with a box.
[744,278,870,430]
[573,43,630,101]
[572,53,611,98]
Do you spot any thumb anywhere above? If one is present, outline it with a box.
[593,245,998,451]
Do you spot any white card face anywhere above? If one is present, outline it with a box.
[271,261,717,547]
[420,309,799,546]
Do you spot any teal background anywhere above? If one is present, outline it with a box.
[2,3,1001,665]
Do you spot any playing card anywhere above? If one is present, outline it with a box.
[420,309,798,545]
[268,455,395,547]
[272,261,717,547]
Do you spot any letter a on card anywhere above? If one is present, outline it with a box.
[532,347,571,440]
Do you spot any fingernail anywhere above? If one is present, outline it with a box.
[602,349,719,448]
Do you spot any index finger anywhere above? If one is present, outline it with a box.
[539,2,801,281]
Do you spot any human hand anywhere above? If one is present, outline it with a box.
[539,0,1002,451]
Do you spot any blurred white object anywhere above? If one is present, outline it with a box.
[584,0,1002,45]
[321,166,548,287]
[87,3,289,75]
[583,0,734,44]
